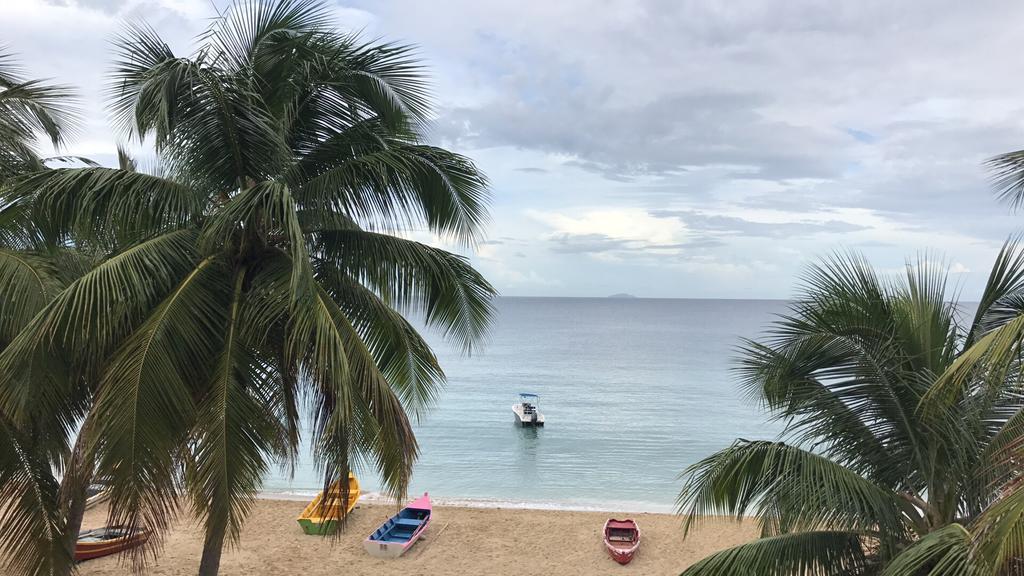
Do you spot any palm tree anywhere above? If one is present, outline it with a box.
[0,2,495,575]
[894,146,1024,574]
[677,247,1024,574]
[0,50,96,576]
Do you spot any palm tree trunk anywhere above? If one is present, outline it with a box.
[198,517,227,576]
[57,422,94,576]
[58,481,88,573]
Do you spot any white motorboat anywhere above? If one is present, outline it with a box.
[513,393,544,426]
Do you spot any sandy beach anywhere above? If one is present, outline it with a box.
[76,499,756,575]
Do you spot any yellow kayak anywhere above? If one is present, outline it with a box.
[296,473,360,535]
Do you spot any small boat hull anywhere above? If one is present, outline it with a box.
[512,404,545,426]
[363,493,431,558]
[75,526,151,562]
[363,536,423,559]
[603,519,640,565]
[297,473,361,535]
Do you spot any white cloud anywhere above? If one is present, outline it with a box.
[950,262,971,274]
[526,208,687,250]
[7,0,1024,298]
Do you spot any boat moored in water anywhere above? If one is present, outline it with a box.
[363,492,432,558]
[513,392,545,426]
[603,518,640,565]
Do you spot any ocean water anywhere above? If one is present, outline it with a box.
[262,297,789,512]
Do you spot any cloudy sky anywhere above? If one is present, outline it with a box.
[6,0,1024,298]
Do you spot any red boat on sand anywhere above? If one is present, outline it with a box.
[75,526,151,561]
[603,518,640,565]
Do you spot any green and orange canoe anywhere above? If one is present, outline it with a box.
[296,473,360,535]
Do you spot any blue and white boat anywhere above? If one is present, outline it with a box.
[363,492,432,558]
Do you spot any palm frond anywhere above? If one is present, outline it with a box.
[310,284,417,499]
[881,524,978,576]
[201,0,331,73]
[281,268,418,502]
[0,415,70,576]
[236,253,301,463]
[107,21,177,140]
[90,256,231,560]
[970,482,1024,575]
[737,254,934,487]
[299,38,430,133]
[38,229,199,357]
[0,49,79,151]
[0,195,44,248]
[678,440,906,540]
[40,155,100,168]
[315,262,444,416]
[966,238,1024,347]
[116,146,137,172]
[187,264,285,546]
[928,314,1024,411]
[736,336,901,483]
[311,230,495,353]
[0,230,198,436]
[110,23,289,189]
[982,407,1024,476]
[987,150,1024,210]
[0,249,64,344]
[334,39,432,127]
[295,129,490,244]
[679,530,868,576]
[8,167,204,245]
[891,253,958,373]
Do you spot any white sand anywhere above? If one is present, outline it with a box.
[75,499,756,575]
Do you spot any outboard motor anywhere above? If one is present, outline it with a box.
[531,411,538,424]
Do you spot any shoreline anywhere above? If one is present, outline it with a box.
[258,490,678,514]
[77,498,757,575]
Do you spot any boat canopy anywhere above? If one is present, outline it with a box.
[519,393,539,399]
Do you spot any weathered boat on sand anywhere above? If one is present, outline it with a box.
[84,480,110,510]
[297,472,361,535]
[363,493,432,558]
[603,518,640,565]
[75,526,151,562]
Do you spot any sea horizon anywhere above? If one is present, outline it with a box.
[493,294,790,302]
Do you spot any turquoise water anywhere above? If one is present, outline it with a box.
[262,297,788,511]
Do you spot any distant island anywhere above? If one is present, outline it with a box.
[607,293,637,299]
